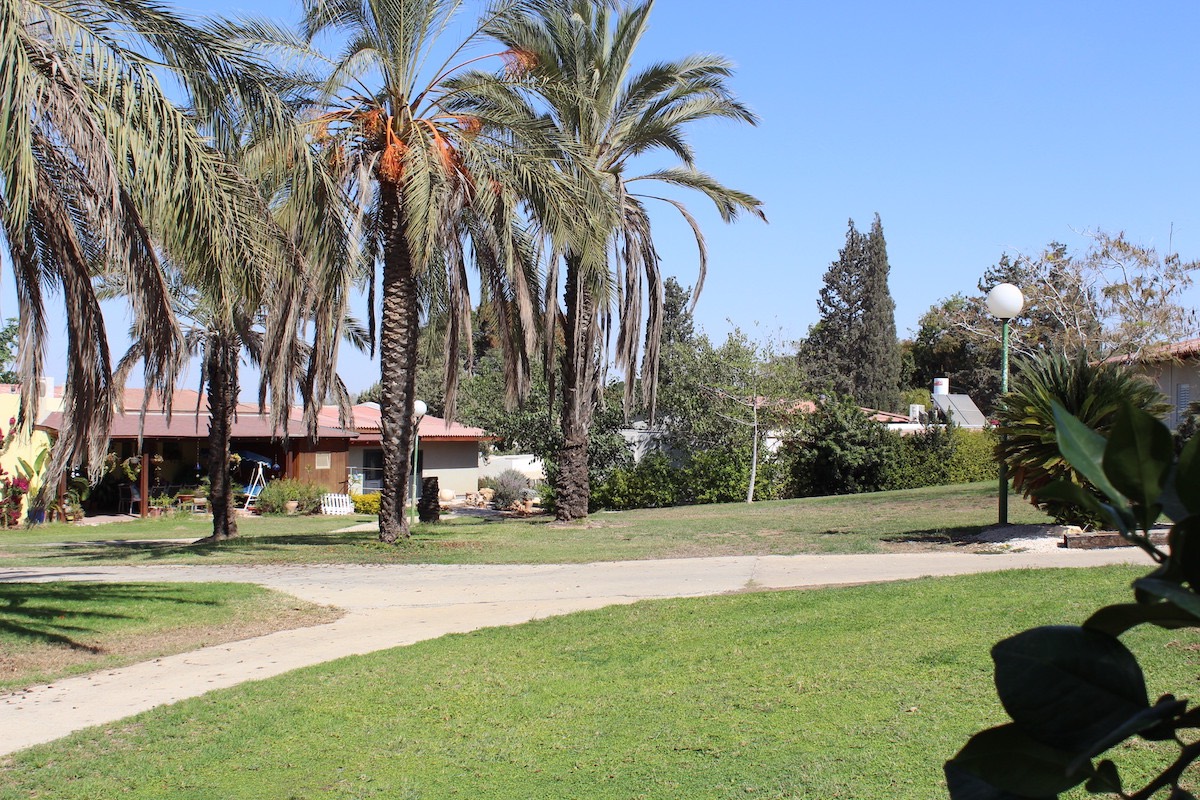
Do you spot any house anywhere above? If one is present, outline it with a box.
[1112,338,1200,428]
[318,403,493,497]
[37,391,360,516]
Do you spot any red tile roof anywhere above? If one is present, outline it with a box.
[38,411,357,441]
[317,403,491,442]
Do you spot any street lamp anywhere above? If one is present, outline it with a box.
[986,283,1024,525]
[410,399,427,527]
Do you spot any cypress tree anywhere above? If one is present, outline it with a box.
[800,219,867,397]
[858,214,901,410]
[801,215,901,410]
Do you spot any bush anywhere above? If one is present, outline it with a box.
[883,426,998,490]
[787,395,898,497]
[684,449,751,505]
[489,469,529,508]
[256,479,324,515]
[995,350,1168,527]
[591,453,682,511]
[351,493,381,515]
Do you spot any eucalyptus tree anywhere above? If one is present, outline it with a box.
[489,0,766,520]
[291,0,590,541]
[0,0,325,495]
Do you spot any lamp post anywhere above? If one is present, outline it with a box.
[986,283,1024,525]
[409,399,427,527]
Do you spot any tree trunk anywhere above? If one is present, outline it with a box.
[204,334,239,541]
[377,188,421,543]
[555,254,596,521]
[418,476,440,523]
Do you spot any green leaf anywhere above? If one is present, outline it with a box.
[1178,434,1200,517]
[1167,518,1200,590]
[1050,402,1126,508]
[1084,760,1121,794]
[992,626,1148,752]
[946,723,1090,798]
[1084,602,1200,636]
[1132,578,1200,620]
[1103,404,1174,531]
[1066,694,1186,771]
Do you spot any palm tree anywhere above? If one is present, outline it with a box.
[113,272,366,540]
[490,0,765,520]
[0,0,316,494]
[292,0,590,541]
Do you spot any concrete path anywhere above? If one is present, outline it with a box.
[0,548,1151,756]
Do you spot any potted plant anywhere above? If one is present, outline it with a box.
[148,494,172,518]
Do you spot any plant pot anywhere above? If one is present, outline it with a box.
[284,500,299,515]
[148,507,164,518]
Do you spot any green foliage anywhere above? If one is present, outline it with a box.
[591,453,683,511]
[884,427,998,490]
[787,395,898,497]
[995,350,1168,527]
[947,403,1200,799]
[800,215,901,410]
[0,318,17,384]
[256,480,323,515]
[351,493,381,515]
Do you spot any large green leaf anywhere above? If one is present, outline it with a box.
[1133,578,1200,620]
[1177,434,1200,517]
[1167,518,1200,590]
[992,626,1148,752]
[1050,402,1126,508]
[1084,601,1200,636]
[1103,404,1173,531]
[945,723,1091,798]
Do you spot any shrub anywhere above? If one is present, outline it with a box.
[591,453,682,511]
[995,350,1168,527]
[256,479,324,515]
[787,395,898,497]
[490,469,529,508]
[883,426,998,490]
[351,493,381,515]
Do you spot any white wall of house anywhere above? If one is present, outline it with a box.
[480,453,545,483]
[1138,361,1200,428]
[421,441,480,496]
[347,441,480,496]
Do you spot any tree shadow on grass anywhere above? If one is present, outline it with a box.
[0,583,219,652]
[881,525,989,547]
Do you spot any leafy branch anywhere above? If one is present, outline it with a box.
[946,401,1200,799]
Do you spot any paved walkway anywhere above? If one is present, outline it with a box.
[0,548,1151,755]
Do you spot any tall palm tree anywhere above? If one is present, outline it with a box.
[0,0,316,494]
[113,273,366,541]
[291,0,592,541]
[490,0,765,520]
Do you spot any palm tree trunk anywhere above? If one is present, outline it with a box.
[377,189,420,543]
[204,334,239,541]
[556,254,594,521]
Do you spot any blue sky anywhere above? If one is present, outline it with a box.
[8,1,1200,395]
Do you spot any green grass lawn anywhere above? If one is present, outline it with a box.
[0,482,1052,566]
[0,582,341,691]
[1,566,1192,799]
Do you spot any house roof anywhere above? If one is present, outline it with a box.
[37,411,357,441]
[318,403,492,444]
[1105,338,1200,364]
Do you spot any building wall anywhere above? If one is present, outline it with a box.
[347,441,480,497]
[286,442,350,492]
[1137,360,1200,428]
[0,385,59,517]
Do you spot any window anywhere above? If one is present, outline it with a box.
[1179,384,1192,413]
[314,452,331,470]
